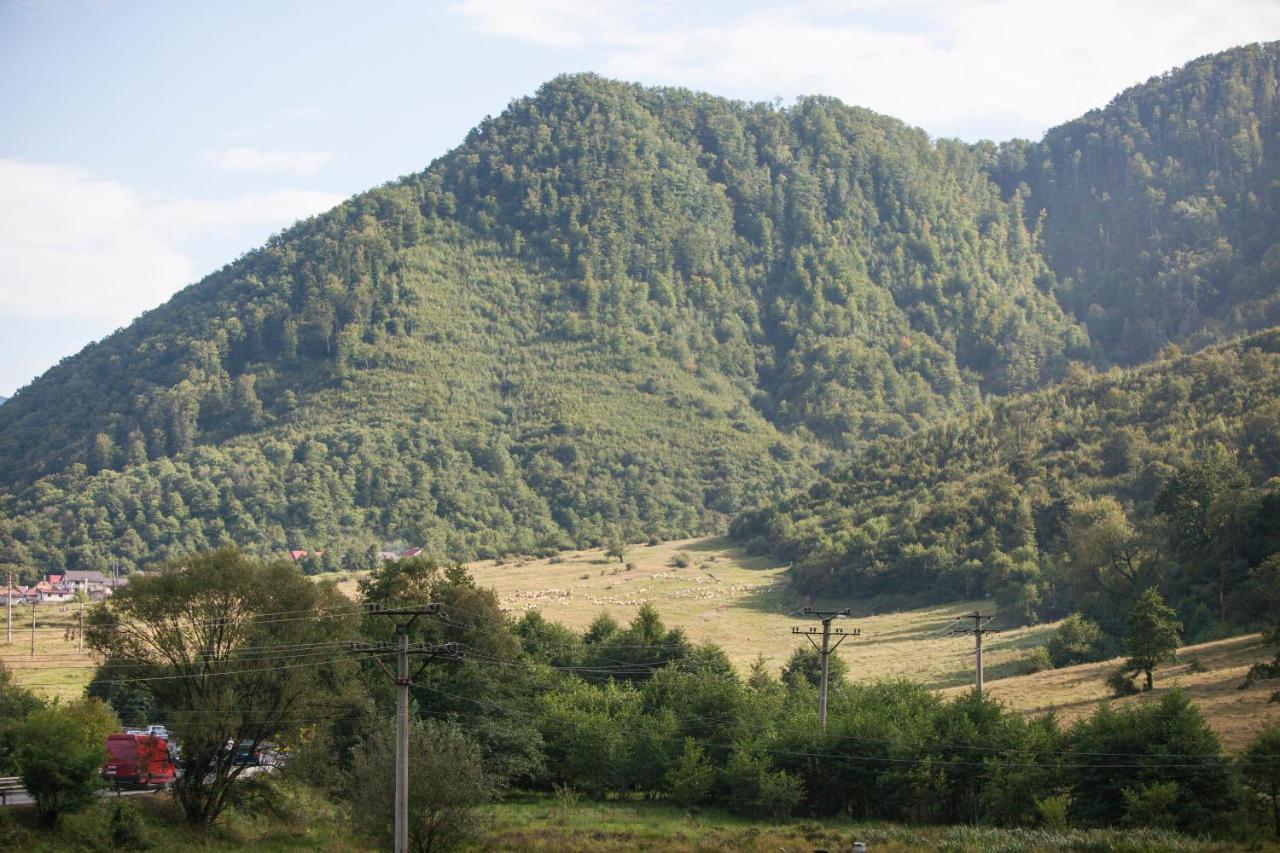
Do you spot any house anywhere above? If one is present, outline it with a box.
[38,585,74,603]
[399,547,424,559]
[288,550,310,561]
[60,570,120,596]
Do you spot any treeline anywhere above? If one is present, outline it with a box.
[53,551,1280,844]
[734,329,1280,645]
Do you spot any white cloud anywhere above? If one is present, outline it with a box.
[452,0,1280,139]
[201,146,334,175]
[0,159,344,324]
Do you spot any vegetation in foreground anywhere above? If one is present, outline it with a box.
[3,787,1266,852]
[3,549,1278,851]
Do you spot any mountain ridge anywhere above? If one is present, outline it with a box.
[0,44,1277,573]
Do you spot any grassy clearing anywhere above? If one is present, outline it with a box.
[4,790,1262,852]
[481,793,1250,851]
[0,600,95,703]
[949,633,1280,751]
[454,536,1062,684]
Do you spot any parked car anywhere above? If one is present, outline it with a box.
[231,739,281,767]
[125,724,169,740]
[103,733,177,789]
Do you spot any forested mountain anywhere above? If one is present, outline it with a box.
[0,44,1277,575]
[990,42,1280,364]
[0,75,1083,572]
[733,329,1280,641]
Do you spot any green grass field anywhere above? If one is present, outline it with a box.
[0,599,95,703]
[453,536,1064,686]
[480,793,1255,851]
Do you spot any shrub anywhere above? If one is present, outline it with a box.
[665,738,714,807]
[1036,793,1071,829]
[1047,614,1103,667]
[1123,781,1180,829]
[16,698,117,826]
[1241,722,1280,838]
[757,769,805,818]
[351,717,494,853]
[625,562,637,572]
[1106,669,1139,697]
[1067,691,1236,831]
[672,553,691,568]
[109,801,150,849]
[1025,646,1053,673]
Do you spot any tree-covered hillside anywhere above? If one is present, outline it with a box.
[990,42,1280,364]
[733,329,1280,641]
[0,75,1087,571]
[1,44,1278,575]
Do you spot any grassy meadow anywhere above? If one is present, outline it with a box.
[440,536,1059,685]
[950,632,1280,751]
[0,599,95,703]
[481,793,1253,852]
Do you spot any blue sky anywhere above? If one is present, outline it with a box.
[2,0,1277,397]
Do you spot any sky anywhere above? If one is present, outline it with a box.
[1,0,1277,397]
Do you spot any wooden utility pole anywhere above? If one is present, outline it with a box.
[78,596,84,653]
[5,570,11,644]
[356,603,462,853]
[30,599,37,657]
[952,611,1000,695]
[791,607,857,730]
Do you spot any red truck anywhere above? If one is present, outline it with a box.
[103,733,177,789]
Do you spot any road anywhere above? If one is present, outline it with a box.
[0,764,275,808]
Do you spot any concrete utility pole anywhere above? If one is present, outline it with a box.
[5,570,11,644]
[30,599,37,657]
[952,611,1000,695]
[357,603,463,853]
[791,607,858,730]
[78,596,84,654]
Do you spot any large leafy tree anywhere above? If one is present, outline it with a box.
[86,548,361,826]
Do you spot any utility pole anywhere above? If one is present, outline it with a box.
[952,611,1000,695]
[357,603,463,853]
[5,570,11,644]
[791,607,857,730]
[78,595,84,654]
[30,599,37,657]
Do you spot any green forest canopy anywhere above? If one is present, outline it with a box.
[0,43,1277,591]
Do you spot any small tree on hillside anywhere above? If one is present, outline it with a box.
[604,529,627,563]
[1123,588,1181,691]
